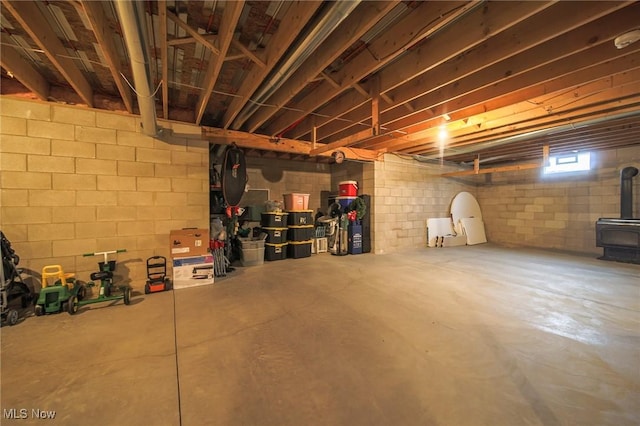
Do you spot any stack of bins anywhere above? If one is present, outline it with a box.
[261,211,288,261]
[287,210,313,259]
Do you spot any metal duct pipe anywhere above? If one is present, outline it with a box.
[115,0,159,137]
[231,0,361,130]
[620,166,638,219]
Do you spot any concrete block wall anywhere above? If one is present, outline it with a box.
[372,154,476,253]
[0,97,210,290]
[475,145,640,255]
[241,156,332,215]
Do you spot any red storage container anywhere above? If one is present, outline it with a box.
[339,181,358,197]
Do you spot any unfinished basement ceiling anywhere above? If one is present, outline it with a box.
[1,1,639,165]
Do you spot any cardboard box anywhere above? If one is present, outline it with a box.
[170,228,209,257]
[172,255,214,289]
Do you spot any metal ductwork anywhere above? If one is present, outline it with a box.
[231,0,361,130]
[620,166,639,219]
[115,0,159,137]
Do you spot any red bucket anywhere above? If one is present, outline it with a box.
[339,181,358,197]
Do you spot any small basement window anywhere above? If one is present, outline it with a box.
[543,152,591,175]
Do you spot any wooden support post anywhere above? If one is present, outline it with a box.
[474,157,480,174]
[542,144,550,166]
[371,75,381,136]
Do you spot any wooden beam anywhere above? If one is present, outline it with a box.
[434,72,640,148]
[2,0,94,107]
[167,34,214,46]
[310,128,373,156]
[312,125,317,150]
[158,0,169,120]
[291,92,371,141]
[343,2,637,152]
[166,11,220,56]
[410,99,640,159]
[364,43,640,152]
[258,0,506,137]
[202,127,381,162]
[292,1,628,149]
[322,71,341,90]
[542,144,550,166]
[244,1,401,133]
[406,69,640,153]
[224,53,247,62]
[195,1,245,125]
[371,75,381,136]
[311,115,317,149]
[80,0,133,113]
[288,2,473,140]
[388,1,630,118]
[0,46,49,100]
[230,39,266,68]
[221,1,323,129]
[441,163,541,177]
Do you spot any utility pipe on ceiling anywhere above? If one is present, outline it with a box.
[231,0,361,131]
[114,0,159,137]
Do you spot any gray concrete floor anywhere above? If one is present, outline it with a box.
[1,244,639,426]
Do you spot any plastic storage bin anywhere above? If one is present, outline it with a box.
[287,240,313,259]
[241,246,264,266]
[287,225,314,242]
[265,243,288,261]
[286,210,313,226]
[239,238,265,250]
[283,193,310,211]
[262,227,288,244]
[261,212,288,227]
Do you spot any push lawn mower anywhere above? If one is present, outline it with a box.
[67,249,132,313]
[144,256,172,294]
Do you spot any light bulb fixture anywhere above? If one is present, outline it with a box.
[614,29,640,49]
[438,126,448,142]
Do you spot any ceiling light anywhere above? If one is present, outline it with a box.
[614,29,640,49]
[438,126,448,142]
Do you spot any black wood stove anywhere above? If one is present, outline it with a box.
[596,166,640,264]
